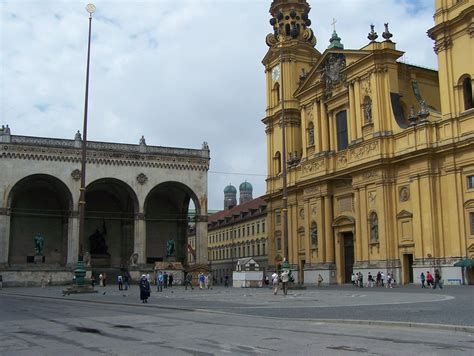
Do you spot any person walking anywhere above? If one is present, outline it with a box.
[117,275,123,291]
[426,271,434,288]
[433,269,443,289]
[281,269,289,295]
[103,273,107,287]
[163,272,168,289]
[420,272,426,288]
[317,274,323,287]
[272,272,279,295]
[184,273,194,290]
[224,274,229,287]
[380,271,385,288]
[199,273,205,289]
[123,273,129,291]
[139,275,151,303]
[156,272,163,292]
[351,273,357,287]
[376,271,381,287]
[90,274,96,288]
[168,273,174,288]
[204,274,209,289]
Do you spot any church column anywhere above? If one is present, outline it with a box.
[348,82,357,143]
[134,213,146,264]
[195,217,209,264]
[320,101,329,152]
[328,111,335,152]
[323,195,334,263]
[354,188,363,262]
[315,100,323,152]
[354,79,363,138]
[0,209,11,265]
[66,212,80,265]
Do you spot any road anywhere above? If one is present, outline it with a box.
[0,285,473,355]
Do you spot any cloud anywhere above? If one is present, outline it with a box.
[1,0,437,210]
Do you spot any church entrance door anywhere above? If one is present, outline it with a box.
[342,232,354,283]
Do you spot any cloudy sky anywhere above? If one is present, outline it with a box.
[1,0,437,211]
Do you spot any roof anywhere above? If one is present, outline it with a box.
[208,196,266,229]
[224,184,237,194]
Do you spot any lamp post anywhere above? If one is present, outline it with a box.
[78,3,96,263]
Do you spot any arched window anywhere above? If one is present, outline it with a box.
[274,151,282,174]
[274,82,280,103]
[307,122,315,146]
[370,212,379,242]
[311,221,318,248]
[462,76,473,110]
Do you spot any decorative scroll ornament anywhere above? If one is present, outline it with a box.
[136,173,148,185]
[71,169,81,181]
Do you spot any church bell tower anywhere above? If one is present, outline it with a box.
[262,0,320,184]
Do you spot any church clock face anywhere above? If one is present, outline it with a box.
[272,65,281,81]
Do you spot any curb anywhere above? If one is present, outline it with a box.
[2,291,474,334]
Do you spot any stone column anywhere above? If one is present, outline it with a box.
[323,195,334,263]
[133,213,146,264]
[0,209,11,265]
[67,212,80,265]
[195,217,208,264]
[320,101,329,152]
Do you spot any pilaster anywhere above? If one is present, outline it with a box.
[0,210,11,264]
[195,217,209,264]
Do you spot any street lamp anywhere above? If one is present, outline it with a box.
[74,3,95,289]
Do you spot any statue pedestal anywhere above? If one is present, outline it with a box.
[91,254,111,267]
[166,257,176,262]
[34,255,45,264]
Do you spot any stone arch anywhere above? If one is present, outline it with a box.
[85,178,139,267]
[8,174,73,265]
[144,181,200,265]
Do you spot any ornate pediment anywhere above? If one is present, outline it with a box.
[332,215,355,227]
[397,210,413,219]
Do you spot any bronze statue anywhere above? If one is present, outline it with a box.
[166,239,175,257]
[34,233,44,255]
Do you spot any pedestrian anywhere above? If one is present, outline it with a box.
[281,269,289,295]
[156,272,163,292]
[103,273,107,287]
[380,271,385,288]
[146,273,151,285]
[387,273,393,288]
[376,271,381,287]
[99,273,103,287]
[317,274,323,287]
[117,275,123,291]
[367,272,373,287]
[359,272,364,288]
[48,274,53,286]
[123,273,129,291]
[139,275,151,303]
[199,273,205,289]
[426,271,434,288]
[90,274,96,287]
[272,271,279,295]
[204,274,209,289]
[163,272,168,289]
[168,273,174,288]
[433,269,443,289]
[0,274,3,289]
[420,272,426,288]
[224,274,229,288]
[41,277,46,288]
[351,273,356,287]
[184,273,194,290]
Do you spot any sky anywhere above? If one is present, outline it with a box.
[1,0,437,211]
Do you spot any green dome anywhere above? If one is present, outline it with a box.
[239,181,253,191]
[224,184,237,194]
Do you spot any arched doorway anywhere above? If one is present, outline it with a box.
[8,174,72,266]
[333,215,356,284]
[145,182,200,265]
[85,178,138,268]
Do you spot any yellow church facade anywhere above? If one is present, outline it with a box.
[262,0,474,284]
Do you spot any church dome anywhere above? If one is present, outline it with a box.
[239,181,253,191]
[224,184,237,194]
